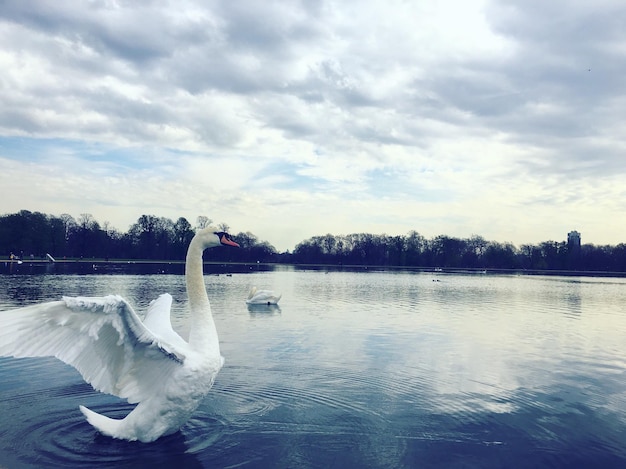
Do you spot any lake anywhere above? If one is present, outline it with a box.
[0,266,625,468]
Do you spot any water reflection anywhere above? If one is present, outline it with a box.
[246,303,281,315]
[0,271,625,467]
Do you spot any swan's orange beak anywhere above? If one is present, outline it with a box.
[220,235,240,247]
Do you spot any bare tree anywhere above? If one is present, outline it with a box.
[59,213,76,241]
[196,216,212,230]
[77,213,95,229]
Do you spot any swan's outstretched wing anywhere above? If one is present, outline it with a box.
[0,295,186,404]
[142,294,188,349]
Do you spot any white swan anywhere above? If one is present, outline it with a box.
[246,286,281,305]
[0,227,239,443]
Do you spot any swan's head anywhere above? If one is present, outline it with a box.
[195,227,240,249]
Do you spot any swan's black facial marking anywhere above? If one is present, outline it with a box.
[215,232,240,248]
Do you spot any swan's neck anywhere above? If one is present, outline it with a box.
[185,238,219,354]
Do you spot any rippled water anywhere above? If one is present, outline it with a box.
[1,267,625,468]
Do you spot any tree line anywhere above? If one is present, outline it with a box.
[2,210,626,272]
[291,232,626,272]
[0,210,279,264]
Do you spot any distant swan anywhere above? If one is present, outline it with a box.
[0,227,239,442]
[246,286,281,305]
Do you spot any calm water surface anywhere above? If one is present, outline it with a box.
[0,266,625,468]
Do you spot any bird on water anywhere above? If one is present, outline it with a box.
[0,227,239,442]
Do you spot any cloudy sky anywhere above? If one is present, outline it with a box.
[1,0,625,252]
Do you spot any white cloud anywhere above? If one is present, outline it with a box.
[1,0,626,251]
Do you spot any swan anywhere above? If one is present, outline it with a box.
[246,286,281,305]
[0,227,239,442]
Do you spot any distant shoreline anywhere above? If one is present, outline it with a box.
[3,258,626,278]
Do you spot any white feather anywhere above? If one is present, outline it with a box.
[0,295,182,404]
[143,293,188,350]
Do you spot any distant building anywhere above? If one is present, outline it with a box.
[567,231,581,249]
[567,230,581,269]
